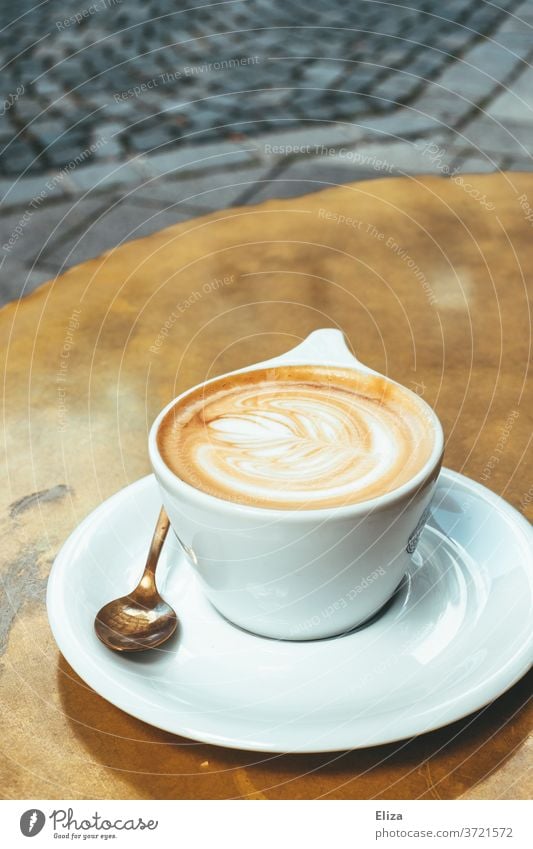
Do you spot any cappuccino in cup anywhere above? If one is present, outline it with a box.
[157,365,435,510]
[150,330,444,639]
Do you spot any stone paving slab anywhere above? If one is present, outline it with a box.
[485,65,533,121]
[140,140,259,178]
[247,124,363,163]
[353,109,443,139]
[452,116,533,159]
[65,159,145,194]
[0,197,108,269]
[0,254,52,304]
[447,154,500,174]
[122,164,275,213]
[237,160,380,205]
[0,172,69,208]
[36,197,194,272]
[431,60,508,101]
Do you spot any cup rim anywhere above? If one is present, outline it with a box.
[148,362,445,519]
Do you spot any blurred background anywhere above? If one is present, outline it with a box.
[1,0,532,305]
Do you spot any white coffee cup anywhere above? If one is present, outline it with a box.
[149,329,444,640]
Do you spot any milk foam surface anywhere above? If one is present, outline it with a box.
[157,366,435,509]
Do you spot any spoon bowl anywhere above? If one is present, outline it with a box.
[94,507,177,652]
[95,594,177,652]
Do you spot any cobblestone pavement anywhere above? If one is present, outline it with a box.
[1,0,533,304]
[0,0,530,177]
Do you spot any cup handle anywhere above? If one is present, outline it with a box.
[268,328,376,373]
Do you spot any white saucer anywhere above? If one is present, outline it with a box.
[47,469,533,753]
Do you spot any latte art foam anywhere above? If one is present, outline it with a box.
[158,366,435,509]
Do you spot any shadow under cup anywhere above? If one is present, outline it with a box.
[148,365,444,641]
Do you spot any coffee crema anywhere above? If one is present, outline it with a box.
[157,366,435,509]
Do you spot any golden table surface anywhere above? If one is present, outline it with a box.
[1,173,531,800]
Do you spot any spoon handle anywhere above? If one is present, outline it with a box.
[146,507,170,574]
[138,507,170,597]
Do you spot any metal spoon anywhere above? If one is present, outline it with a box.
[94,507,177,652]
